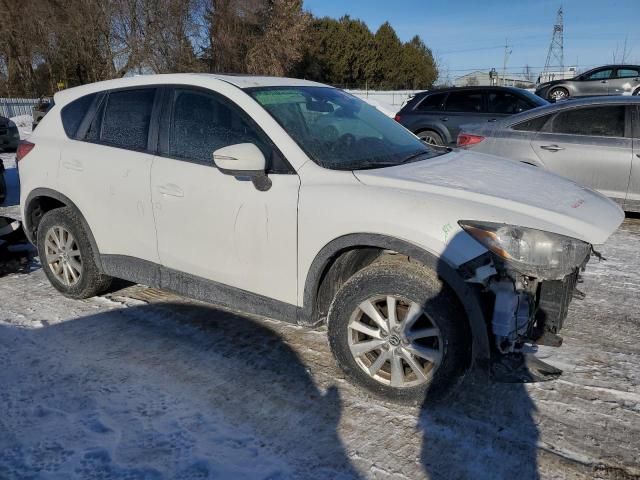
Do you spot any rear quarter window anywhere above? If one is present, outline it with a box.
[511,114,552,132]
[60,93,97,138]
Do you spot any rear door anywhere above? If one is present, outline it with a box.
[441,89,489,141]
[58,87,160,262]
[530,104,633,204]
[609,67,640,96]
[628,105,640,211]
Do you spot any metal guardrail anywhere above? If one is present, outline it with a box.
[0,98,39,118]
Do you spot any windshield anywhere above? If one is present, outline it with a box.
[247,86,444,170]
[518,89,548,107]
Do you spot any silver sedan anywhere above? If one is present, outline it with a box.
[457,96,640,212]
[536,65,640,101]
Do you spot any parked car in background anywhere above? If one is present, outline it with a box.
[0,158,6,204]
[0,116,20,152]
[395,86,548,146]
[535,65,640,102]
[31,98,53,130]
[18,74,623,402]
[457,96,640,212]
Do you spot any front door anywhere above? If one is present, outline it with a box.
[530,104,632,204]
[150,87,300,306]
[577,68,614,96]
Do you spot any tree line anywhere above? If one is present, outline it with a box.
[0,0,438,97]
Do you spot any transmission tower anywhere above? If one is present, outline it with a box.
[542,7,564,79]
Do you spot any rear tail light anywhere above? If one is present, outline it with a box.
[16,140,35,162]
[394,114,402,122]
[457,133,485,148]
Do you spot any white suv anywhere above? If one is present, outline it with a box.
[18,74,623,402]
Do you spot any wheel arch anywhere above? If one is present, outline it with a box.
[302,233,490,366]
[24,188,103,269]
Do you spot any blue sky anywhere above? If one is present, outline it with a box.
[303,0,639,81]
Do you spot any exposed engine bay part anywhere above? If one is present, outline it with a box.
[490,280,532,353]
[0,216,36,277]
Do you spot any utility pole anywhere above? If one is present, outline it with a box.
[502,39,512,86]
[542,6,564,82]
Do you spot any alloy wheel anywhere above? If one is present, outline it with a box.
[347,295,443,388]
[44,226,83,286]
[419,133,440,146]
[549,88,568,101]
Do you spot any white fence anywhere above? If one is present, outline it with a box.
[345,89,423,108]
[0,98,39,118]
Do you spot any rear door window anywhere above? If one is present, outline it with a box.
[61,93,97,138]
[615,68,640,79]
[443,91,484,113]
[100,88,156,150]
[416,93,446,111]
[544,106,626,137]
[488,91,534,114]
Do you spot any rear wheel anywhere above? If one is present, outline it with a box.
[37,207,112,299]
[417,130,444,146]
[548,87,569,102]
[327,260,470,404]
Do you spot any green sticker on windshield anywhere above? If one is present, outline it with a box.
[253,90,307,105]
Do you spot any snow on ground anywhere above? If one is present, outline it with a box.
[0,152,639,479]
[10,114,33,140]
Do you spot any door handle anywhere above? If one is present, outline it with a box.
[600,80,608,84]
[157,184,184,197]
[440,117,449,122]
[488,118,497,122]
[63,159,83,172]
[540,144,565,152]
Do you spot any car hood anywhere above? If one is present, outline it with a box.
[353,150,624,245]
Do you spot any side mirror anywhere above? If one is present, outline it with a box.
[213,143,272,191]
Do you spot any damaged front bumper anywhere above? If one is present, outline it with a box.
[458,247,591,380]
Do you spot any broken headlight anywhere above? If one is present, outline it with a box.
[458,221,591,278]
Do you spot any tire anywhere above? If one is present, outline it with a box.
[548,87,569,102]
[417,130,444,146]
[37,207,112,299]
[327,259,471,404]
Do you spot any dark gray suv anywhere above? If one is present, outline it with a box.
[535,65,640,102]
[395,86,547,146]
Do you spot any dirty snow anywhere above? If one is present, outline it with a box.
[1,151,639,479]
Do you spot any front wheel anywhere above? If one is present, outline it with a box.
[327,260,471,404]
[548,87,569,102]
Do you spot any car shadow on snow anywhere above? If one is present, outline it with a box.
[418,232,540,479]
[0,302,363,479]
[419,373,539,479]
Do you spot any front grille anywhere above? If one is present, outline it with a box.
[536,269,579,333]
